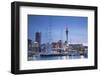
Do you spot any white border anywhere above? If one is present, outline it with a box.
[20,6,95,70]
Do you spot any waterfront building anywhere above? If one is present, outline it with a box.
[28,39,34,57]
[69,44,83,51]
[41,44,46,53]
[63,41,69,51]
[33,41,39,47]
[45,42,52,53]
[52,42,57,48]
[58,40,63,48]
[33,41,40,53]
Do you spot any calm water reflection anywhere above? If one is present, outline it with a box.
[28,55,87,61]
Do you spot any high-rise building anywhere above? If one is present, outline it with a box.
[35,32,41,46]
[28,39,32,50]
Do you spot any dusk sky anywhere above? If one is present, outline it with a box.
[28,15,88,45]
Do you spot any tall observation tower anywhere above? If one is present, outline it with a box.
[65,26,68,45]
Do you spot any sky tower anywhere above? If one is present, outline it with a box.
[65,26,68,44]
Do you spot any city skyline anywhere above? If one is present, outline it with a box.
[28,15,88,46]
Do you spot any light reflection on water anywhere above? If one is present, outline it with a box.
[28,55,87,61]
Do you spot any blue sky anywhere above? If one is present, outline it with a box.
[28,15,88,45]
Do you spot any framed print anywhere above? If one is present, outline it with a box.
[11,1,98,74]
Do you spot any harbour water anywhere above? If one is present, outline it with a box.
[28,51,87,61]
[28,44,88,61]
